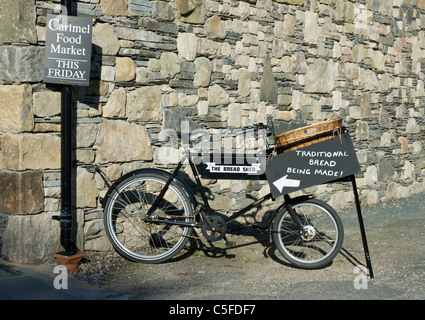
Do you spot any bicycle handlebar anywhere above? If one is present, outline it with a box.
[253,122,274,136]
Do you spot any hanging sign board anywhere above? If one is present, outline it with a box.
[44,14,93,87]
[265,131,361,198]
[193,153,267,181]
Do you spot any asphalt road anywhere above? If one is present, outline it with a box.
[96,192,425,300]
[1,192,424,304]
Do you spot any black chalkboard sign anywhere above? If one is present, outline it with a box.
[265,131,360,197]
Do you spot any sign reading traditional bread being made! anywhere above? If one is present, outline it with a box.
[265,132,361,198]
[44,14,92,86]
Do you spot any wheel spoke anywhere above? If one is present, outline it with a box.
[272,199,343,269]
[104,173,193,263]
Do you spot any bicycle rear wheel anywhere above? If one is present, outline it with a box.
[271,198,344,269]
[103,171,194,264]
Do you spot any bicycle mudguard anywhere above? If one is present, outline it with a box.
[100,168,197,209]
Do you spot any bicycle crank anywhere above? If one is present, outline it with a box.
[201,216,227,242]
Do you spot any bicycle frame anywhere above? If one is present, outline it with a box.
[145,146,307,232]
[96,123,373,277]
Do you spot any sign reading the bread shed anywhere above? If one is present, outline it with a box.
[44,14,92,86]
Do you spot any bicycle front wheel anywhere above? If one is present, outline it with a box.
[103,172,194,264]
[271,198,344,269]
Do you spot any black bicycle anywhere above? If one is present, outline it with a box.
[95,123,344,270]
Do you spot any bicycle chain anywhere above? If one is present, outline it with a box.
[148,202,227,242]
[150,215,227,241]
[153,215,202,240]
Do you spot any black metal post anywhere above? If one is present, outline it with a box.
[59,0,76,255]
[60,85,76,254]
[351,175,374,279]
[63,0,72,14]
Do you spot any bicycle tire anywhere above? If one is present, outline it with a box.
[103,171,194,264]
[271,198,344,269]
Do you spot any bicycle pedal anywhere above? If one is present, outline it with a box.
[224,238,236,248]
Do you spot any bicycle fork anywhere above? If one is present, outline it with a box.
[284,194,306,230]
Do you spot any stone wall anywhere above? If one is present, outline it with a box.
[0,0,425,263]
